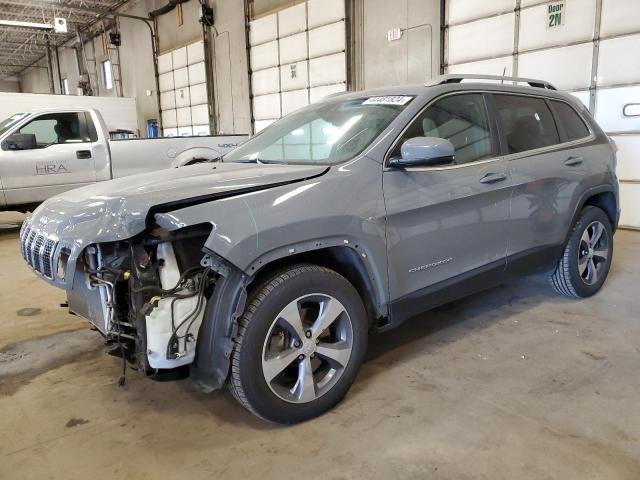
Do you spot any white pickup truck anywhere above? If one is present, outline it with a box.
[0,108,247,211]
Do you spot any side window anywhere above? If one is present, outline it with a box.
[392,93,493,165]
[494,94,560,154]
[551,101,590,141]
[18,112,84,149]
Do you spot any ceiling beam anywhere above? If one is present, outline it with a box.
[0,19,52,29]
[0,0,112,16]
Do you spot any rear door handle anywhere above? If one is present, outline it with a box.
[479,172,507,184]
[76,150,92,159]
[564,156,583,166]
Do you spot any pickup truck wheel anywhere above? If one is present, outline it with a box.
[228,264,367,424]
[549,206,613,298]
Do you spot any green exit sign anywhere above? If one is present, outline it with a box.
[547,0,566,28]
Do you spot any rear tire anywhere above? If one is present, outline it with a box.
[229,264,367,424]
[549,206,613,298]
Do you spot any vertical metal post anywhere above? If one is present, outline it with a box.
[513,0,521,78]
[244,0,255,134]
[589,0,603,114]
[439,0,446,74]
[55,46,64,93]
[45,39,55,93]
[201,0,217,134]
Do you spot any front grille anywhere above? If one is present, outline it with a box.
[19,221,58,279]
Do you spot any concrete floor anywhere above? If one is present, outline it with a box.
[1,210,639,480]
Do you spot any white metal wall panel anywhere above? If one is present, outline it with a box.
[619,185,640,228]
[308,21,345,58]
[307,0,344,28]
[447,56,513,76]
[250,14,278,46]
[175,87,191,108]
[176,107,191,127]
[250,41,279,71]
[595,86,640,133]
[160,91,176,110]
[157,52,172,74]
[309,53,346,86]
[310,83,345,103]
[570,91,590,108]
[187,41,205,64]
[447,14,515,65]
[600,0,640,37]
[162,109,177,128]
[282,89,309,116]
[160,40,209,136]
[159,72,174,92]
[193,124,210,136]
[191,104,209,125]
[281,61,309,91]
[278,3,306,36]
[174,67,189,89]
[252,67,280,96]
[253,93,281,120]
[188,62,206,85]
[518,43,592,90]
[177,126,193,137]
[280,33,307,64]
[190,83,208,105]
[597,35,640,87]
[249,1,347,129]
[172,47,188,70]
[519,0,596,52]
[615,136,640,181]
[520,0,546,6]
[447,0,515,26]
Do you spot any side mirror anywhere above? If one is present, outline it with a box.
[2,133,36,151]
[390,137,455,168]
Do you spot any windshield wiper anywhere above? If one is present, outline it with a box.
[234,158,285,164]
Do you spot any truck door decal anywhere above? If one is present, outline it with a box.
[36,160,70,175]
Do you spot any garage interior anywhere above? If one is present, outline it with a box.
[1,0,639,478]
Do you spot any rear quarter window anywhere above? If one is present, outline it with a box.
[551,100,590,141]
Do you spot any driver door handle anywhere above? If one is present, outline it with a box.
[479,172,507,184]
[76,150,92,159]
[564,156,583,166]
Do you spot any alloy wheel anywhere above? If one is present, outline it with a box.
[261,293,354,404]
[578,220,610,285]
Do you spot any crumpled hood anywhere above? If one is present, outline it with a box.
[28,162,327,245]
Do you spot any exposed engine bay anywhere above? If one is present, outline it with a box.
[71,225,218,380]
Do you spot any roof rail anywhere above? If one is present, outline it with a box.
[427,74,557,91]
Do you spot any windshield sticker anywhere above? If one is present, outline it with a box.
[363,96,413,106]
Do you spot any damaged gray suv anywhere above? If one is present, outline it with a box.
[21,75,619,423]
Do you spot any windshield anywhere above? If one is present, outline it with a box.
[0,112,29,137]
[223,95,414,165]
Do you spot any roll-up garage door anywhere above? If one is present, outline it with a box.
[445,0,640,228]
[157,40,210,137]
[249,0,347,133]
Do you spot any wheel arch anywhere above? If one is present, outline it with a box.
[569,185,618,237]
[170,147,222,168]
[246,245,388,329]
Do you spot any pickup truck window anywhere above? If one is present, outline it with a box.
[18,112,85,149]
[223,96,413,165]
[0,112,29,137]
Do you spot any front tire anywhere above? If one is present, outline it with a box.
[229,264,367,424]
[550,206,613,298]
